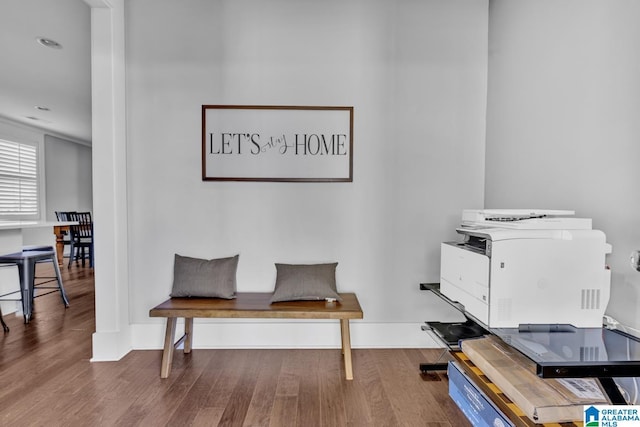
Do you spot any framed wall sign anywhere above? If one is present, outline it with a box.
[202,105,353,182]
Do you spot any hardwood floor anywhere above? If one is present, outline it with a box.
[0,264,470,427]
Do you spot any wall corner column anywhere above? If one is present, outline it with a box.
[87,0,131,361]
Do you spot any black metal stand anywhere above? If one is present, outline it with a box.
[419,347,450,374]
[599,377,628,404]
[419,282,637,405]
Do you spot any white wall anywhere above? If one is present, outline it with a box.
[44,134,93,219]
[126,0,488,348]
[485,0,640,333]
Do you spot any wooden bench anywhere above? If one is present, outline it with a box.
[149,292,363,380]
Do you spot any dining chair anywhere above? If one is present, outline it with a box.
[67,212,94,268]
[55,211,74,221]
[55,211,75,258]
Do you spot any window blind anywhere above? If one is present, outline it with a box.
[0,139,38,218]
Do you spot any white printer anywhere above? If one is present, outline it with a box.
[440,209,612,328]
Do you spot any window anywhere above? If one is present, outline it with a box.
[0,138,39,220]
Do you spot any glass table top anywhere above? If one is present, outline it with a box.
[490,325,640,378]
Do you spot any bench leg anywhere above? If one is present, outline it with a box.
[160,317,177,378]
[184,317,193,353]
[340,319,354,380]
[340,319,347,354]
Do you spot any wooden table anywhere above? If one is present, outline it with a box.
[53,223,74,266]
[150,292,364,380]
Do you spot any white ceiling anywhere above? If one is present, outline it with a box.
[0,0,92,145]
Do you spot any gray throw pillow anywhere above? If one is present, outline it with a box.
[170,254,239,299]
[270,262,343,303]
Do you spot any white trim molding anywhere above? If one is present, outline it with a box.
[132,321,443,351]
[88,0,132,362]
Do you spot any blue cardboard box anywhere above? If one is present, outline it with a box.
[448,361,514,427]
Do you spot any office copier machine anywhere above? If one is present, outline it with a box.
[440,209,612,328]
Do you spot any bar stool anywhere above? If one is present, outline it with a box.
[24,245,70,304]
[0,248,69,323]
[25,245,70,311]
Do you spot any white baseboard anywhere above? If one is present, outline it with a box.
[131,320,443,350]
[91,329,132,361]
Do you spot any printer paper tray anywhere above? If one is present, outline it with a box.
[421,282,489,350]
